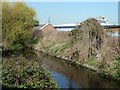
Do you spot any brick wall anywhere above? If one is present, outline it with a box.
[32,24,56,38]
[41,24,56,31]
[104,28,119,32]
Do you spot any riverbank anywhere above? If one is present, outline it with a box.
[34,50,120,88]
[2,49,60,89]
[34,18,120,81]
[0,43,2,89]
[35,49,120,82]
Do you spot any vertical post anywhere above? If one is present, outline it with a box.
[0,1,2,90]
[118,1,120,78]
[48,17,50,24]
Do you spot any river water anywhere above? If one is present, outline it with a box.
[32,51,120,88]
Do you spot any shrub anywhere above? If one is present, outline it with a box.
[112,56,120,79]
[2,55,59,88]
[2,2,39,50]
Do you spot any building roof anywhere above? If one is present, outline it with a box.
[53,23,77,28]
[40,24,49,30]
[33,24,46,30]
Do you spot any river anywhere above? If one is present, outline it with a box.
[30,50,120,88]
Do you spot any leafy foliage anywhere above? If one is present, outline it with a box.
[112,56,120,79]
[73,56,79,60]
[2,2,38,50]
[2,53,59,88]
[85,56,96,66]
[114,56,120,61]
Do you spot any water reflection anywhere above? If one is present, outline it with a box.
[34,51,120,88]
[51,71,80,88]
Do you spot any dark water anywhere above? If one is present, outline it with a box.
[31,50,120,88]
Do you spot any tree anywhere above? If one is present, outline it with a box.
[0,1,2,44]
[2,2,38,50]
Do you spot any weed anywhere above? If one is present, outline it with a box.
[112,71,120,80]
[92,29,96,36]
[114,56,120,61]
[46,40,51,42]
[54,48,59,53]
[2,52,60,88]
[31,38,39,44]
[73,56,79,60]
[98,64,105,69]
[112,56,120,79]
[44,42,56,50]
[60,42,70,53]
[86,56,96,63]
[85,56,96,66]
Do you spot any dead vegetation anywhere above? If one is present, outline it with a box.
[33,18,120,80]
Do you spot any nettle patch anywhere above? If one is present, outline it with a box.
[2,55,59,88]
[112,56,120,79]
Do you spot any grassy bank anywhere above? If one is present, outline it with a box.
[0,45,2,87]
[34,39,120,81]
[37,50,120,83]
[34,18,120,81]
[2,50,60,89]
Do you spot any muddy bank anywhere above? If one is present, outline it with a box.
[33,18,120,80]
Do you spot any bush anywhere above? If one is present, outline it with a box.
[11,43,24,51]
[112,56,120,79]
[2,2,39,50]
[2,55,59,88]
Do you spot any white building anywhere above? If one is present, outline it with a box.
[53,17,119,32]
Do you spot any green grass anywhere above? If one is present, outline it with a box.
[43,41,73,54]
[31,38,39,44]
[114,56,120,61]
[89,63,95,66]
[46,40,51,42]
[44,41,71,54]
[44,42,57,50]
[54,48,60,53]
[73,56,79,60]
[85,56,97,66]
[59,42,70,53]
[86,57,96,63]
